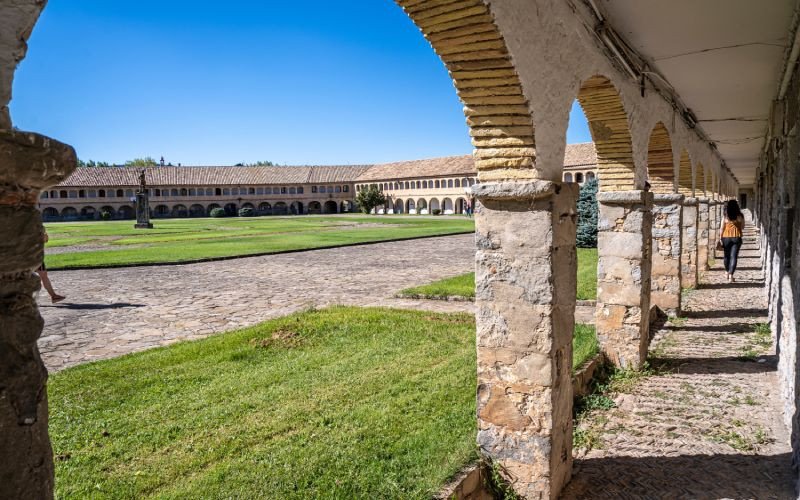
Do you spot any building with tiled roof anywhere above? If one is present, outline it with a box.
[39,144,597,220]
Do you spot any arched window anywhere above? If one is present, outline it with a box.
[454,179,460,187]
[587,171,596,181]
[188,188,196,196]
[343,185,349,192]
[116,189,124,197]
[564,173,573,183]
[448,179,454,188]
[223,188,231,195]
[215,188,222,196]
[249,188,255,195]
[326,186,333,193]
[180,188,188,196]
[289,187,297,194]
[257,187,264,194]
[281,187,288,194]
[125,189,134,198]
[416,181,421,189]
[50,190,57,198]
[88,190,96,198]
[60,190,68,198]
[265,187,273,194]
[40,191,48,199]
[298,187,304,194]
[335,186,342,193]
[435,180,440,189]
[171,188,179,196]
[575,172,584,183]
[78,190,86,198]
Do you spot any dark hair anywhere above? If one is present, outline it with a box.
[724,199,742,221]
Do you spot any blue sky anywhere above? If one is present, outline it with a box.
[11,0,591,166]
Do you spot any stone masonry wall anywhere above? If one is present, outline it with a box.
[650,194,684,316]
[753,59,800,489]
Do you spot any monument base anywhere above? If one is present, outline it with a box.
[134,222,153,229]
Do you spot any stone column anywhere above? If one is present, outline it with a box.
[650,194,684,316]
[473,180,578,499]
[681,198,699,288]
[697,198,710,273]
[708,201,719,265]
[0,130,76,499]
[595,190,653,369]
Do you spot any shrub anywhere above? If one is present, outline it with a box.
[432,209,441,215]
[100,211,112,221]
[356,185,386,214]
[576,178,598,248]
[238,207,254,217]
[210,208,226,218]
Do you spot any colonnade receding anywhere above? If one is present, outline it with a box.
[0,0,740,498]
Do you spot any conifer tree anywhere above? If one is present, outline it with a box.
[576,178,598,248]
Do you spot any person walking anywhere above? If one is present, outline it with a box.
[38,229,65,303]
[718,199,744,283]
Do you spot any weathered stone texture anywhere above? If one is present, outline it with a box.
[680,199,699,288]
[696,199,710,273]
[475,182,577,499]
[650,195,683,315]
[595,191,652,369]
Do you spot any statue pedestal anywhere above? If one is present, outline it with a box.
[134,222,153,229]
[134,191,153,229]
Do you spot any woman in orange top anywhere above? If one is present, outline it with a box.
[718,199,744,282]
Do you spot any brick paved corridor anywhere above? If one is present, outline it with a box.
[562,215,794,498]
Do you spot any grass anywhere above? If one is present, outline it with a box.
[573,324,599,371]
[49,306,599,498]
[397,248,599,301]
[43,216,474,269]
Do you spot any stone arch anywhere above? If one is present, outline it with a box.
[398,0,536,181]
[394,198,404,214]
[172,204,188,217]
[153,204,169,218]
[442,197,454,214]
[340,200,353,213]
[417,198,428,214]
[274,202,288,215]
[118,205,135,219]
[429,198,440,212]
[241,202,255,210]
[80,206,96,220]
[695,162,706,196]
[307,201,321,214]
[677,150,693,196]
[455,197,466,214]
[406,198,416,214]
[61,207,77,220]
[323,200,338,214]
[207,203,221,215]
[189,204,205,217]
[646,122,675,194]
[42,207,59,221]
[576,75,635,191]
[290,201,303,215]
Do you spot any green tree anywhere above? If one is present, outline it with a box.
[356,185,386,215]
[125,157,159,167]
[239,160,275,167]
[576,177,598,248]
[78,159,113,168]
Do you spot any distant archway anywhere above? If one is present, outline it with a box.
[323,200,338,214]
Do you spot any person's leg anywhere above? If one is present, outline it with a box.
[722,237,733,275]
[728,238,742,277]
[38,269,64,302]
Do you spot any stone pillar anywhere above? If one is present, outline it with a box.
[0,130,76,499]
[697,198,710,273]
[473,180,578,499]
[595,190,653,369]
[680,198,699,288]
[650,194,684,316]
[708,201,720,264]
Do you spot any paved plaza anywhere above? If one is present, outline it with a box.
[38,234,476,371]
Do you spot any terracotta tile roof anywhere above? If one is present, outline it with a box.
[563,142,597,168]
[55,143,596,187]
[57,165,371,187]
[355,143,597,182]
[355,155,475,182]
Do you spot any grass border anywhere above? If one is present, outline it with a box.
[46,230,474,272]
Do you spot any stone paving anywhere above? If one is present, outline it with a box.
[562,221,795,498]
[37,234,474,371]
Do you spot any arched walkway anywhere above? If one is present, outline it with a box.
[307,201,321,215]
[323,200,338,214]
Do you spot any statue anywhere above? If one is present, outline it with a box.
[134,169,153,229]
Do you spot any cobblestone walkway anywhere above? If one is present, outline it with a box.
[562,219,794,498]
[37,235,475,371]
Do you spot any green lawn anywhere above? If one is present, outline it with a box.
[398,248,599,301]
[49,307,598,498]
[43,216,474,269]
